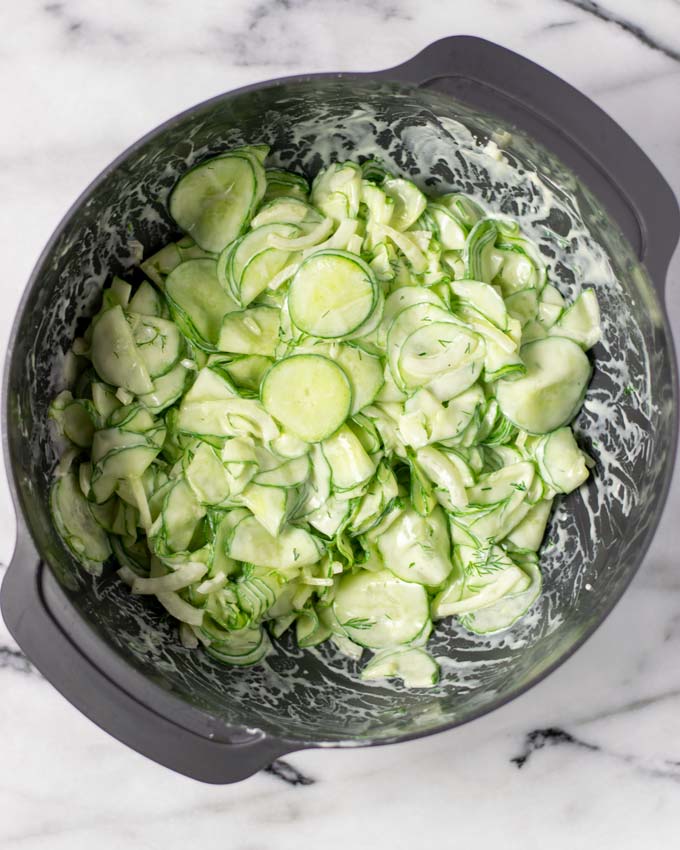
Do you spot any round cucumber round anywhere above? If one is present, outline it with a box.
[288,250,377,338]
[261,354,351,442]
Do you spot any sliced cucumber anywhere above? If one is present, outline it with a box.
[228,513,323,568]
[261,354,351,442]
[169,153,261,252]
[506,499,553,551]
[535,427,589,494]
[432,544,523,618]
[51,472,111,572]
[206,626,271,666]
[128,313,182,378]
[321,424,375,491]
[128,280,164,316]
[378,504,452,587]
[464,219,498,282]
[219,355,272,395]
[239,483,289,536]
[218,305,280,356]
[382,177,426,231]
[361,647,439,688]
[185,441,231,505]
[459,559,541,634]
[262,169,310,203]
[91,306,153,395]
[549,289,601,349]
[333,569,430,649]
[288,250,377,339]
[451,279,508,329]
[221,223,300,307]
[311,162,361,221]
[165,259,239,349]
[397,321,484,398]
[496,337,592,434]
[137,362,188,414]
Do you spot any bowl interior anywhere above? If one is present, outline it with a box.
[7,78,676,745]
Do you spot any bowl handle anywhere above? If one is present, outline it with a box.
[0,521,294,784]
[372,36,679,292]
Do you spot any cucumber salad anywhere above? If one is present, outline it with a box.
[50,144,601,688]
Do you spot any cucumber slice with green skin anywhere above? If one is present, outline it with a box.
[537,283,565,328]
[439,193,484,228]
[321,424,375,491]
[261,355,351,443]
[51,473,111,572]
[432,544,527,619]
[427,203,467,250]
[464,219,498,282]
[91,444,162,503]
[307,494,353,537]
[378,504,452,587]
[251,196,320,228]
[50,392,96,447]
[254,453,310,488]
[311,162,362,221]
[110,535,151,577]
[397,321,485,397]
[91,306,154,395]
[504,287,538,327]
[239,483,290,536]
[377,286,444,350]
[361,647,439,688]
[228,513,323,568]
[165,259,239,349]
[535,427,589,494]
[155,478,206,554]
[137,362,189,414]
[496,337,592,434]
[451,279,508,330]
[185,441,231,505]
[128,313,183,378]
[169,153,259,253]
[333,344,384,415]
[333,569,430,649]
[218,354,272,395]
[415,445,468,511]
[459,559,541,634]
[549,289,601,349]
[218,305,280,356]
[298,340,383,415]
[506,498,553,551]
[220,223,300,307]
[128,280,164,316]
[263,169,310,202]
[382,177,426,231]
[205,627,271,666]
[288,250,377,339]
[91,382,121,421]
[386,302,459,390]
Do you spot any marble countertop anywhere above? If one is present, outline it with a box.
[1,1,680,847]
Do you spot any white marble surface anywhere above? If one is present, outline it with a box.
[1,0,680,847]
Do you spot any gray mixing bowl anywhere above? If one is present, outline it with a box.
[2,37,678,782]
